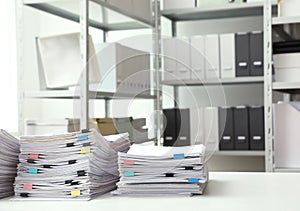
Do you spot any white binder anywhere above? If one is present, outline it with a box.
[204,34,220,79]
[190,108,205,145]
[163,38,177,81]
[220,33,236,78]
[176,37,191,80]
[190,36,205,81]
[203,107,219,153]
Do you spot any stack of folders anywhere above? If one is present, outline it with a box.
[112,144,208,196]
[0,130,20,199]
[14,129,130,200]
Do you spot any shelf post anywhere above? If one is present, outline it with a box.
[80,0,89,130]
[264,0,274,172]
[153,0,162,145]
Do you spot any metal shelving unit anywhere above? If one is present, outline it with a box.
[17,0,162,142]
[160,2,272,168]
[270,2,300,172]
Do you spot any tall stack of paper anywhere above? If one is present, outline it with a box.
[14,130,130,200]
[0,130,20,199]
[112,144,208,196]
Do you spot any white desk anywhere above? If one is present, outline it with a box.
[1,172,299,211]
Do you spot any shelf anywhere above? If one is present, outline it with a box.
[272,16,300,25]
[162,2,277,21]
[272,81,300,94]
[214,151,265,157]
[23,0,154,31]
[274,168,300,172]
[162,76,264,86]
[25,90,156,100]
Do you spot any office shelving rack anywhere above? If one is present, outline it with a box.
[16,0,163,144]
[17,0,299,172]
[160,1,278,168]
[268,0,300,172]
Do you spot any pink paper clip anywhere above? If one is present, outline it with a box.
[124,160,134,165]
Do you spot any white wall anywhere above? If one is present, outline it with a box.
[0,1,18,133]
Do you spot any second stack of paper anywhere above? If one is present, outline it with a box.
[112,144,208,196]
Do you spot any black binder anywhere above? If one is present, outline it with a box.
[163,108,190,146]
[233,106,249,150]
[250,32,264,76]
[163,109,177,146]
[219,107,234,150]
[176,108,190,146]
[249,106,265,150]
[235,33,250,77]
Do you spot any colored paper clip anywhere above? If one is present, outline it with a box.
[29,154,39,159]
[124,160,134,165]
[71,189,81,196]
[188,178,199,184]
[173,153,184,159]
[81,129,90,133]
[23,184,32,189]
[124,172,135,177]
[28,168,38,174]
[80,147,91,154]
[78,135,88,141]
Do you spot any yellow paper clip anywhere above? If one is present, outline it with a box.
[71,189,81,196]
[80,147,91,154]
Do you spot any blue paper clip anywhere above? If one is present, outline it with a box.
[124,172,135,177]
[173,153,184,159]
[188,178,199,184]
[78,135,88,141]
[28,168,38,174]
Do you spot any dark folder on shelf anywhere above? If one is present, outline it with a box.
[249,106,265,150]
[219,107,234,151]
[176,108,190,147]
[163,108,190,147]
[250,32,264,76]
[233,106,249,150]
[235,33,250,77]
[163,109,178,146]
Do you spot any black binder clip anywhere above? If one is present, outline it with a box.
[81,129,90,133]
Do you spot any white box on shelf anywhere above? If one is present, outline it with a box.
[36,33,101,90]
[190,108,205,145]
[163,38,177,81]
[176,37,191,80]
[162,0,196,10]
[203,107,219,153]
[205,34,220,79]
[94,42,151,96]
[274,102,300,169]
[274,53,300,82]
[190,35,205,80]
[279,0,300,17]
[220,33,236,78]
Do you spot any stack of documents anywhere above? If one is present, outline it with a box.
[14,129,130,200]
[112,144,208,196]
[0,130,20,199]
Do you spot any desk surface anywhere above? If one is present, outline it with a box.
[0,172,299,211]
